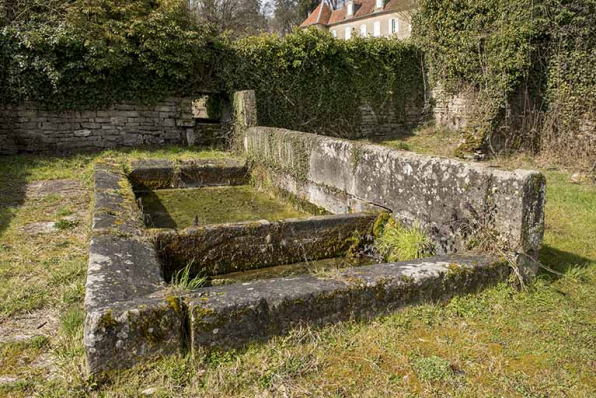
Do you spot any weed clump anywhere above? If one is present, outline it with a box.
[55,219,78,230]
[412,355,454,382]
[170,261,207,291]
[374,216,434,262]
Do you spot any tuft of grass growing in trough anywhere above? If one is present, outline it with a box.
[170,261,208,291]
[375,217,435,262]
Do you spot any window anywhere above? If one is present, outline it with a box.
[376,0,383,9]
[347,3,353,16]
[332,29,337,38]
[373,21,381,37]
[345,27,352,40]
[360,24,367,37]
[389,18,398,34]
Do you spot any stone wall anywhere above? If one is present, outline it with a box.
[431,85,476,131]
[234,92,546,263]
[0,98,195,154]
[242,126,545,263]
[358,100,424,139]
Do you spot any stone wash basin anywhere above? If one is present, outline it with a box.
[84,150,543,375]
[129,158,378,284]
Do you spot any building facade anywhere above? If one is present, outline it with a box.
[300,0,415,40]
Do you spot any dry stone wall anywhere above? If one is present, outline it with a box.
[431,85,477,131]
[0,98,194,154]
[358,100,424,139]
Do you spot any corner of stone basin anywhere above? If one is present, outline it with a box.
[84,294,186,375]
[128,157,249,189]
[85,161,189,375]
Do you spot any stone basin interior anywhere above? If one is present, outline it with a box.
[133,178,380,286]
[136,185,319,229]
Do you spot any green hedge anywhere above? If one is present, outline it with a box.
[413,0,544,153]
[544,0,596,167]
[0,0,218,108]
[413,0,596,167]
[0,2,424,139]
[224,29,424,137]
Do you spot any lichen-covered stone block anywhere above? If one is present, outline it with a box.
[234,90,258,129]
[128,158,248,190]
[155,213,377,279]
[85,297,185,374]
[85,162,185,374]
[188,255,507,350]
[242,127,546,275]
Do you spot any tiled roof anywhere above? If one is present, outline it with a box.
[353,0,376,19]
[328,8,346,24]
[302,0,414,27]
[300,2,332,27]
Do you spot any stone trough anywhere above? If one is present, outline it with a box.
[84,93,546,374]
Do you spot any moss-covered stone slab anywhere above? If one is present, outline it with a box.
[241,127,546,274]
[86,161,185,375]
[188,255,507,350]
[128,158,248,190]
[84,297,185,374]
[155,213,378,280]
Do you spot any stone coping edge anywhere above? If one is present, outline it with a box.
[188,254,508,350]
[153,212,378,278]
[128,158,249,190]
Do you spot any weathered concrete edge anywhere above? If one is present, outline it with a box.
[153,213,378,278]
[128,158,249,190]
[187,255,508,350]
[86,162,185,374]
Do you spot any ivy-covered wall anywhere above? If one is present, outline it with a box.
[413,0,596,169]
[222,30,425,139]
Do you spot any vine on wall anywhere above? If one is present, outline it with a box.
[413,0,596,168]
[223,29,424,138]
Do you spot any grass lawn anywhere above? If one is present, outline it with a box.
[0,140,594,397]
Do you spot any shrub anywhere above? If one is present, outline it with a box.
[1,16,425,139]
[413,0,596,168]
[0,0,218,108]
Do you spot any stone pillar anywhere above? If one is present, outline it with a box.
[233,90,257,130]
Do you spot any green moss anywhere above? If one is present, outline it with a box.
[138,185,312,229]
[351,144,363,173]
[444,264,474,283]
[373,212,391,238]
[398,274,415,284]
[166,296,183,315]
[98,310,118,329]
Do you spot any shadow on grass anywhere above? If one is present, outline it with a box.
[538,243,593,276]
[0,151,100,239]
[0,156,32,238]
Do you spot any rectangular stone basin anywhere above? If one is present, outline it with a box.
[130,158,378,284]
[137,185,315,229]
[84,151,534,374]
